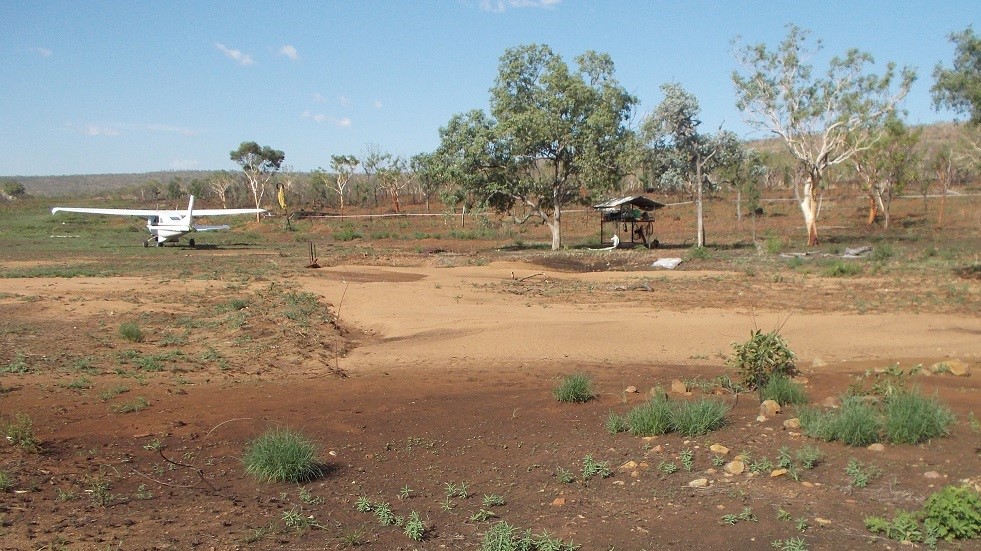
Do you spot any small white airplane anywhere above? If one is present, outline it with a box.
[51,195,265,247]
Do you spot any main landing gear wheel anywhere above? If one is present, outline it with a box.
[188,238,195,248]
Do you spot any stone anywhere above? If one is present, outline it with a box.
[625,385,638,393]
[933,359,970,376]
[814,517,832,527]
[760,400,781,416]
[709,444,729,455]
[812,357,828,367]
[821,396,841,408]
[867,443,885,452]
[801,481,814,488]
[551,497,566,506]
[688,478,709,488]
[770,469,788,478]
[783,418,801,429]
[924,471,941,479]
[756,415,768,422]
[670,379,688,394]
[724,460,745,475]
[619,460,638,471]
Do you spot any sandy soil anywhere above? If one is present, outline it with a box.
[1,255,979,550]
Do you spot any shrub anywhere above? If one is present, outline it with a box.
[604,412,628,435]
[922,485,981,541]
[823,260,863,277]
[761,375,809,406]
[670,398,729,436]
[118,322,144,343]
[726,329,797,389]
[626,394,674,436]
[553,373,594,403]
[883,391,955,444]
[243,428,322,483]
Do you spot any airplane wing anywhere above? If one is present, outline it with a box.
[193,224,232,232]
[192,208,265,216]
[51,207,164,216]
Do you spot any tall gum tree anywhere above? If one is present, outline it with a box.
[642,83,742,247]
[436,44,638,250]
[230,141,285,221]
[732,25,915,246]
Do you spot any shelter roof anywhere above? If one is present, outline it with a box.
[592,195,665,211]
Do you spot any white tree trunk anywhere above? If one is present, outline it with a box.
[799,178,819,246]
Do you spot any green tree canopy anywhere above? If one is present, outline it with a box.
[932,26,981,124]
[434,44,638,250]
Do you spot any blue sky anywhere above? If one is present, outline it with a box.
[1,1,976,177]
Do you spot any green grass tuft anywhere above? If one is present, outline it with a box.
[670,398,729,436]
[118,322,144,343]
[760,375,809,406]
[883,391,955,444]
[243,428,323,483]
[553,373,594,403]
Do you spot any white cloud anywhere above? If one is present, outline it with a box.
[373,100,383,110]
[146,124,200,137]
[302,110,352,128]
[31,47,53,57]
[311,92,327,103]
[169,159,199,170]
[479,0,560,12]
[77,124,120,137]
[279,44,298,60]
[339,95,352,107]
[215,42,254,66]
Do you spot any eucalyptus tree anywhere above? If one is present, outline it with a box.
[732,24,915,246]
[316,154,360,213]
[642,82,743,247]
[230,141,285,220]
[932,26,981,125]
[434,44,638,250]
[849,115,921,229]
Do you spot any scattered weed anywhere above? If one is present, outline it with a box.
[118,322,144,343]
[0,469,10,492]
[404,511,425,541]
[922,485,981,542]
[770,536,808,550]
[483,494,506,507]
[581,455,612,481]
[338,525,368,547]
[761,375,809,406]
[3,413,40,452]
[374,502,396,526]
[555,467,575,484]
[2,352,30,373]
[845,458,881,488]
[604,411,629,435]
[112,396,149,413]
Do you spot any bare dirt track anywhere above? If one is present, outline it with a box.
[2,252,979,551]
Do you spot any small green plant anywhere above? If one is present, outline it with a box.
[823,260,863,277]
[243,524,274,544]
[355,495,373,513]
[483,494,506,507]
[99,385,130,401]
[398,484,412,500]
[444,481,470,498]
[112,396,149,413]
[282,507,317,531]
[555,467,575,484]
[3,413,40,452]
[374,502,396,526]
[680,449,695,472]
[726,328,797,390]
[2,351,30,373]
[470,508,497,522]
[761,375,808,406]
[670,398,729,436]
[712,454,726,467]
[686,246,712,261]
[799,396,882,447]
[89,478,114,507]
[771,536,808,550]
[0,469,11,492]
[845,458,880,488]
[795,445,822,469]
[776,446,793,469]
[581,455,612,481]
[134,483,152,500]
[750,457,773,474]
[243,428,322,483]
[721,513,738,525]
[441,496,455,511]
[404,511,425,541]
[299,486,323,505]
[795,517,809,532]
[554,373,594,403]
[922,485,981,542]
[118,321,144,343]
[738,507,758,522]
[658,460,678,474]
[968,412,980,433]
[56,487,76,501]
[338,525,368,547]
[776,509,792,522]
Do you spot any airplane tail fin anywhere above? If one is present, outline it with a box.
[185,195,195,231]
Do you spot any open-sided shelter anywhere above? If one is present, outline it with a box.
[593,195,666,248]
